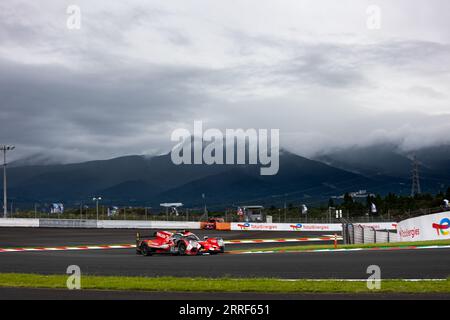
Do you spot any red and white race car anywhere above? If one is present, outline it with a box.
[136,230,225,256]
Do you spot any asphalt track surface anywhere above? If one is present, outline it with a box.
[1,227,449,300]
[0,227,338,250]
[2,245,450,279]
[0,228,449,279]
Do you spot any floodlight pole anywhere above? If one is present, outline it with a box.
[202,193,207,219]
[1,145,15,218]
[93,197,102,220]
[3,149,6,218]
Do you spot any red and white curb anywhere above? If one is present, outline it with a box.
[225,236,341,245]
[229,245,450,255]
[0,237,341,254]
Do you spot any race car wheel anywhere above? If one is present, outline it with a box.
[178,242,187,256]
[140,244,152,256]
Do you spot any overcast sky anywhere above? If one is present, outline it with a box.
[1,0,450,163]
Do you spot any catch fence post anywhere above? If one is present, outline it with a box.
[351,224,355,244]
[361,225,364,244]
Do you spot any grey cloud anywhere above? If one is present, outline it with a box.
[1,1,450,164]
[237,39,450,90]
[358,40,450,74]
[0,57,210,161]
[277,50,366,89]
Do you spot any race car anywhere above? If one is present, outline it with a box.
[136,230,225,256]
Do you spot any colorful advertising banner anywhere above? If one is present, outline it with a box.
[230,222,342,232]
[397,211,450,242]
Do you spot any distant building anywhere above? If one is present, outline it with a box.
[332,190,375,199]
[49,203,64,214]
[242,206,265,222]
[107,206,119,216]
[160,203,183,216]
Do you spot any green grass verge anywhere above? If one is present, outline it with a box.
[0,273,449,293]
[233,239,450,253]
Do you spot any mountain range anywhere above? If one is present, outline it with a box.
[4,144,450,209]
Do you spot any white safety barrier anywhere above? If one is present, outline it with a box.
[40,219,97,228]
[397,211,450,242]
[0,218,201,229]
[0,218,39,227]
[97,220,201,230]
[230,222,342,232]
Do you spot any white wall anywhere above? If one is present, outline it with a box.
[0,218,201,229]
[397,211,450,242]
[97,220,201,229]
[0,218,39,227]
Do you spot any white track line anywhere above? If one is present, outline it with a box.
[277,279,447,282]
[231,245,450,255]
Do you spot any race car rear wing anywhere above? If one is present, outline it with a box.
[136,232,156,241]
[136,231,173,241]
